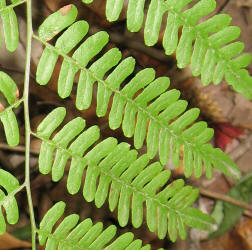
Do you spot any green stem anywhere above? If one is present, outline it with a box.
[0,183,25,207]
[24,0,36,248]
[0,0,26,13]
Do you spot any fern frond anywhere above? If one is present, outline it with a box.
[0,169,20,234]
[81,0,252,99]
[34,108,215,241]
[38,201,155,250]
[0,0,22,52]
[35,10,240,179]
[0,71,20,146]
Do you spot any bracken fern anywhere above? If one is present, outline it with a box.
[82,0,252,99]
[0,0,251,249]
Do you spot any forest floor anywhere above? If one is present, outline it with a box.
[0,0,252,249]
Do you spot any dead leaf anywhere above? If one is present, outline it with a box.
[236,217,252,249]
[60,4,73,15]
[0,232,31,249]
[44,0,71,12]
[85,0,125,20]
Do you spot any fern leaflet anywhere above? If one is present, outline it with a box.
[37,4,78,42]
[0,169,20,234]
[0,71,20,146]
[34,107,215,241]
[35,8,240,179]
[0,0,22,52]
[82,0,252,99]
[38,201,157,250]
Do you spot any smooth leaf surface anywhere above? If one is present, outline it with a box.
[39,202,153,249]
[0,1,19,52]
[38,4,78,41]
[35,108,216,241]
[0,169,20,235]
[0,72,18,105]
[35,12,241,179]
[0,72,20,146]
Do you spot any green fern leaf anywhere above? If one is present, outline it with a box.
[0,71,20,146]
[81,0,252,99]
[0,169,20,234]
[35,11,240,179]
[38,4,78,42]
[0,0,20,52]
[38,201,155,249]
[35,108,215,241]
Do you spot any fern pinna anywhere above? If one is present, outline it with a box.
[0,72,20,146]
[0,169,20,234]
[35,5,240,180]
[82,0,252,100]
[38,201,158,249]
[0,0,20,52]
[34,107,215,241]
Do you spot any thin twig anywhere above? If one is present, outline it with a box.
[199,134,252,213]
[200,188,252,211]
[217,0,231,13]
[0,143,39,155]
[229,134,252,161]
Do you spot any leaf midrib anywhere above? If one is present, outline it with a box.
[163,0,245,86]
[32,34,212,165]
[33,132,214,229]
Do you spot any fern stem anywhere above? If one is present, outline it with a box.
[0,98,24,114]
[0,0,26,13]
[23,0,36,248]
[0,183,25,207]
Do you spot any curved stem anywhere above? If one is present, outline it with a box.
[24,0,36,248]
